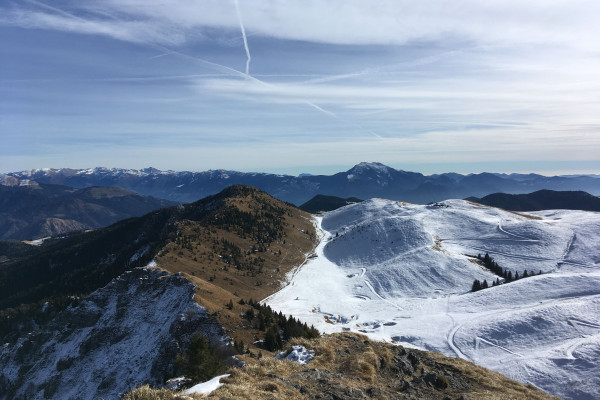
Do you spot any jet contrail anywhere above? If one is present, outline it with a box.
[299,48,472,86]
[148,52,173,60]
[233,0,251,76]
[25,0,381,140]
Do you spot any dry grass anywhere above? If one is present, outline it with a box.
[121,385,203,400]
[466,201,543,220]
[506,210,543,220]
[153,191,317,350]
[427,351,559,400]
[124,333,559,400]
[212,333,559,400]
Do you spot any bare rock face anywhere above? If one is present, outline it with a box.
[0,268,224,400]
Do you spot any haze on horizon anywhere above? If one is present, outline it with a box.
[1,0,599,176]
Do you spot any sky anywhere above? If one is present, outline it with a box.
[1,0,600,176]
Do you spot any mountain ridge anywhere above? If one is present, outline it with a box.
[0,182,176,240]
[468,189,600,211]
[7,163,600,205]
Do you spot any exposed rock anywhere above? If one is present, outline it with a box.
[0,268,224,400]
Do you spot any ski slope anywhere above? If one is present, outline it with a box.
[267,199,600,400]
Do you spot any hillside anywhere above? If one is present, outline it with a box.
[0,185,317,399]
[127,332,557,400]
[468,189,600,211]
[0,184,316,348]
[267,199,600,400]
[0,182,176,240]
[299,194,363,213]
[0,268,224,400]
[152,186,316,350]
[0,187,570,400]
[8,163,600,205]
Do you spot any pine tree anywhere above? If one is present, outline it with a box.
[472,279,482,292]
[523,270,529,278]
[177,333,225,382]
[482,280,489,289]
[264,326,282,351]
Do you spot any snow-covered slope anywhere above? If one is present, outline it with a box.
[267,199,600,400]
[0,268,225,400]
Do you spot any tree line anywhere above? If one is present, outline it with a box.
[233,298,319,352]
[472,253,542,292]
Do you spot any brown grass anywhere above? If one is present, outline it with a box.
[121,385,203,400]
[466,201,542,220]
[427,351,559,400]
[124,333,559,400]
[154,191,317,352]
[507,210,543,220]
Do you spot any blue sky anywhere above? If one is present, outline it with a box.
[1,0,599,175]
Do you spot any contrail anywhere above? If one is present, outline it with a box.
[25,0,83,20]
[25,0,381,140]
[148,52,173,60]
[299,48,472,86]
[233,0,251,75]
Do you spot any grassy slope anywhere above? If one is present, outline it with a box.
[156,188,317,349]
[126,332,558,400]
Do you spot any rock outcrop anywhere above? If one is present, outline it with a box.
[0,268,224,400]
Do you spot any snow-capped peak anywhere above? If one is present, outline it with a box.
[349,162,393,175]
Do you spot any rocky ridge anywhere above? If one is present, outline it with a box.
[0,268,224,400]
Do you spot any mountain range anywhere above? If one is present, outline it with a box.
[6,162,600,205]
[0,181,175,240]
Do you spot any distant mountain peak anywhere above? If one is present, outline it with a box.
[350,162,393,173]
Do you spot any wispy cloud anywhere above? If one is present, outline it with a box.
[3,1,599,51]
[1,0,599,174]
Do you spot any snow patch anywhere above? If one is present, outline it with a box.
[275,345,315,364]
[129,245,150,263]
[23,236,51,246]
[184,374,230,395]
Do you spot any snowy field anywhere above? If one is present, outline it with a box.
[266,199,600,400]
